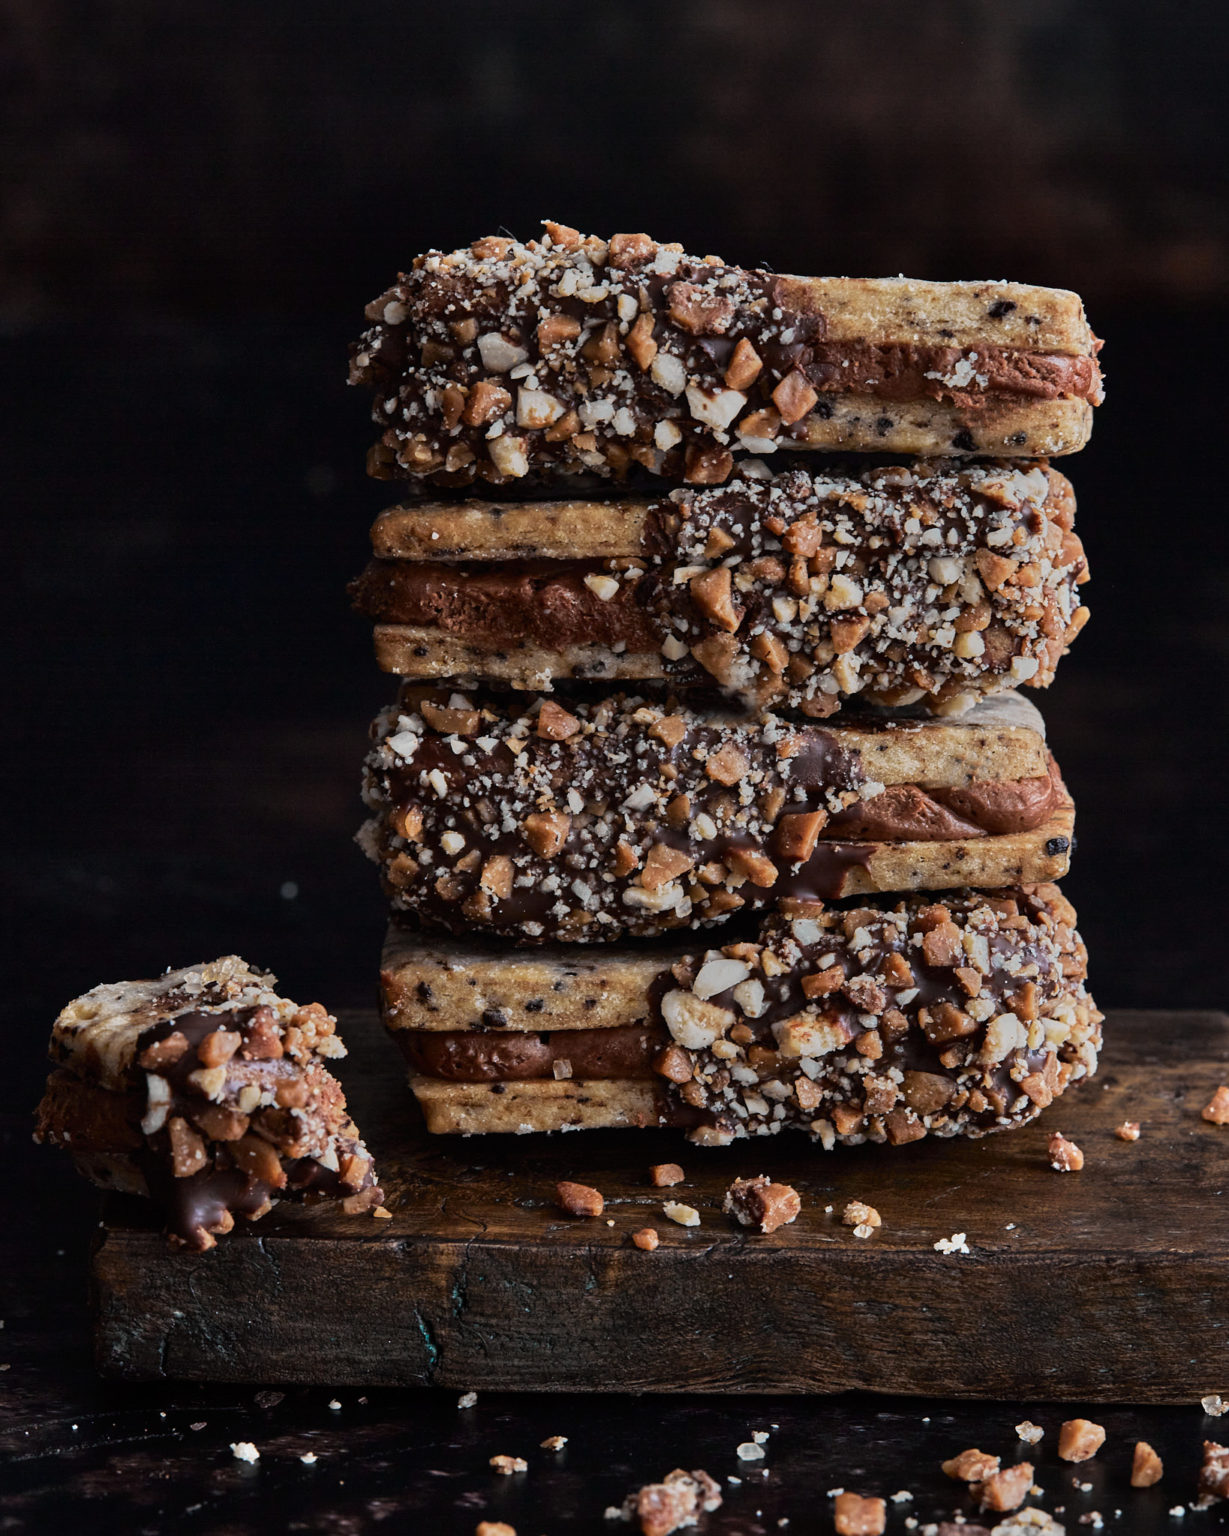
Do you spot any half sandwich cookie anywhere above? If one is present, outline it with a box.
[381,884,1101,1145]
[353,458,1089,714]
[359,688,1073,943]
[35,957,383,1250]
[349,222,1102,489]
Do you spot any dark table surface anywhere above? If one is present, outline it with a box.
[4,307,1228,1532]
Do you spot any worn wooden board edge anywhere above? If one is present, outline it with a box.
[90,1008,1229,1400]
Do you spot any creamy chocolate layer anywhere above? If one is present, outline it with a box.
[400,1024,659,1082]
[350,223,1102,488]
[360,688,1067,943]
[355,460,1090,716]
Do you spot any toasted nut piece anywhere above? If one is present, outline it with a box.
[921,1001,977,1044]
[479,856,514,899]
[523,811,571,857]
[773,809,828,861]
[903,1070,955,1114]
[749,632,788,673]
[833,1491,886,1535]
[801,965,844,999]
[421,701,481,735]
[1048,1132,1085,1172]
[683,444,733,484]
[662,1201,701,1227]
[921,921,964,967]
[536,700,581,739]
[942,1448,1000,1482]
[649,714,688,749]
[241,1006,284,1061]
[625,311,658,370]
[975,1462,1033,1513]
[726,846,778,888]
[556,1180,604,1218]
[738,406,781,440]
[705,742,750,785]
[613,841,639,877]
[723,1175,800,1234]
[1115,1120,1142,1141]
[167,1116,208,1178]
[974,547,1017,591]
[724,337,763,389]
[1131,1440,1163,1487]
[632,1228,659,1252]
[476,1522,517,1536]
[641,844,695,892]
[650,1163,685,1188]
[462,380,512,427]
[772,370,819,425]
[689,567,742,632]
[653,1043,694,1083]
[197,1029,242,1069]
[608,231,656,267]
[392,804,424,842]
[190,1104,250,1142]
[1202,1085,1229,1124]
[831,615,871,654]
[536,312,581,351]
[488,1455,528,1475]
[1057,1418,1105,1461]
[667,281,734,335]
[232,1133,287,1189]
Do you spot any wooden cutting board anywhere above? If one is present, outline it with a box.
[92,1008,1229,1401]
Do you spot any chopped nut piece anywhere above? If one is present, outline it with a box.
[663,1201,700,1227]
[1115,1121,1141,1141]
[1131,1440,1163,1487]
[421,701,481,736]
[138,1032,189,1071]
[640,843,695,892]
[842,1200,882,1230]
[772,370,819,425]
[1202,1086,1229,1125]
[943,1449,1001,1482]
[476,1523,516,1536]
[1198,1440,1229,1503]
[724,338,763,390]
[632,1227,660,1252]
[633,1468,722,1536]
[726,846,778,888]
[556,1180,604,1218]
[479,856,514,899]
[462,380,512,427]
[773,809,828,861]
[540,1435,567,1451]
[689,567,742,632]
[536,700,581,740]
[833,1491,886,1535]
[1057,1418,1105,1462]
[1015,1421,1044,1445]
[723,1175,801,1234]
[1048,1132,1085,1172]
[488,1454,527,1475]
[522,811,570,857]
[975,1461,1033,1512]
[705,742,750,785]
[650,1163,685,1188]
[167,1117,208,1178]
[1202,1395,1228,1416]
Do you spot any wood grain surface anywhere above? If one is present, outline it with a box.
[90,1008,1229,1401]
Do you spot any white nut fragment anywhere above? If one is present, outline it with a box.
[477,332,529,372]
[428,768,449,798]
[487,434,529,478]
[736,1442,766,1461]
[583,572,620,602]
[140,1073,171,1135]
[387,731,419,761]
[440,831,466,856]
[381,300,407,326]
[516,388,564,429]
[187,1065,227,1100]
[773,1013,846,1058]
[692,958,750,1000]
[661,634,690,661]
[1009,654,1040,682]
[979,1012,1026,1063]
[663,1201,701,1227]
[685,385,747,430]
[649,352,687,395]
[654,420,682,450]
[661,988,735,1049]
[954,630,986,660]
[825,573,864,610]
[230,1441,260,1464]
[928,555,963,585]
[733,977,766,1018]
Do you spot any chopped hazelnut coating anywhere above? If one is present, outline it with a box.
[35,958,381,1250]
[1202,1086,1229,1125]
[1131,1441,1163,1487]
[1057,1418,1105,1462]
[1048,1132,1084,1171]
[350,223,1101,490]
[833,1491,887,1535]
[556,1180,604,1217]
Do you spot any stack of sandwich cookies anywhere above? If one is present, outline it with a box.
[350,223,1103,1148]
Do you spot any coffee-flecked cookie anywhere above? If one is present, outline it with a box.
[381,883,1101,1145]
[349,222,1102,488]
[359,687,1074,943]
[354,458,1088,714]
[35,957,383,1250]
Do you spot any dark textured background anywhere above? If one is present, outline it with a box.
[3,3,1228,1529]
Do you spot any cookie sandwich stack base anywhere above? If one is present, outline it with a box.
[349,222,1103,1149]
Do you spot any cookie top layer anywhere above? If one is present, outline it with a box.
[350,222,1102,488]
